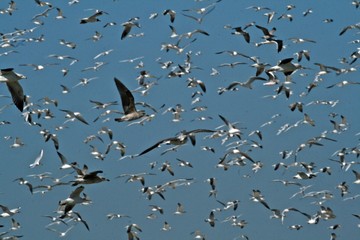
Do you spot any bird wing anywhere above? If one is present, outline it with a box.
[121,24,132,40]
[279,58,294,65]
[69,186,84,198]
[114,78,136,114]
[6,81,24,112]
[138,138,173,156]
[84,170,103,179]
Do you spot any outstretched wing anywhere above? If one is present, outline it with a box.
[6,81,24,112]
[114,78,136,114]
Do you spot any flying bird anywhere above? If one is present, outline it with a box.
[231,27,250,43]
[114,78,146,122]
[80,10,107,24]
[121,21,141,40]
[163,9,176,23]
[137,129,215,156]
[29,149,44,168]
[60,109,89,125]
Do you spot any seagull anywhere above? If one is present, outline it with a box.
[80,10,107,24]
[148,12,158,19]
[59,39,76,49]
[90,99,118,109]
[163,9,176,23]
[0,68,26,112]
[72,168,109,186]
[160,221,171,231]
[55,7,66,19]
[47,225,74,237]
[19,63,58,71]
[29,149,44,168]
[220,76,267,92]
[65,211,90,231]
[255,38,283,53]
[339,22,360,36]
[231,27,250,43]
[246,6,271,11]
[277,13,293,21]
[295,50,311,62]
[13,177,33,194]
[255,25,277,39]
[218,114,243,141]
[106,213,130,220]
[10,137,25,148]
[10,217,21,231]
[303,8,313,16]
[174,202,186,215]
[60,109,89,125]
[93,49,114,59]
[0,204,21,218]
[181,29,209,39]
[264,11,276,24]
[119,56,144,63]
[56,151,77,170]
[113,78,146,122]
[183,2,218,15]
[268,58,302,79]
[217,200,239,211]
[81,62,107,72]
[137,129,215,156]
[176,158,193,168]
[326,80,360,89]
[289,37,316,44]
[73,77,99,88]
[121,21,141,40]
[34,0,52,7]
[181,5,215,24]
[205,211,216,227]
[58,186,89,215]
[116,172,155,186]
[191,230,206,240]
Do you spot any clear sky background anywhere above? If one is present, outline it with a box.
[0,0,360,239]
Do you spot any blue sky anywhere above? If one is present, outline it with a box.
[0,0,360,239]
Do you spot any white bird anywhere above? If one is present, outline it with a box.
[93,49,114,59]
[29,149,44,168]
[80,10,107,24]
[268,58,302,80]
[59,39,76,49]
[73,77,99,88]
[47,225,74,238]
[218,114,243,141]
[60,109,89,125]
[220,76,267,92]
[0,68,26,112]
